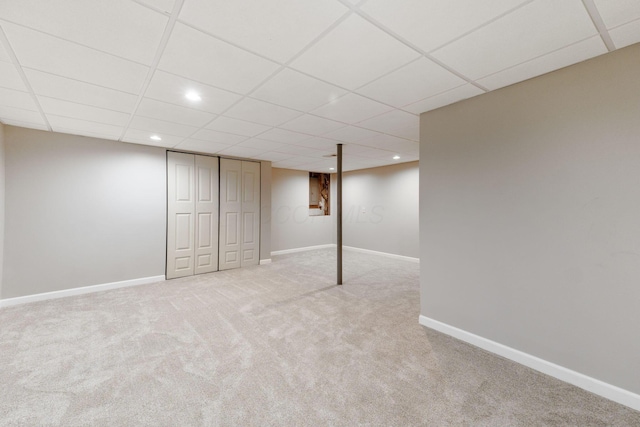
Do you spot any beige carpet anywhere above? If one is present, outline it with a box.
[0,248,638,426]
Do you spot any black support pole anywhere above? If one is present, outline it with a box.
[337,144,343,285]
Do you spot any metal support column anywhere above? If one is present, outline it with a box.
[337,143,343,285]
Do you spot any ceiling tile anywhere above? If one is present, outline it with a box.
[0,117,48,130]
[158,23,280,94]
[293,137,342,151]
[361,0,528,52]
[341,143,379,154]
[145,70,242,114]
[38,97,130,126]
[47,115,123,139]
[477,36,606,90]
[253,151,293,162]
[341,158,377,171]
[593,0,640,28]
[299,159,337,172]
[2,22,148,93]
[51,127,121,141]
[206,116,271,137]
[129,115,198,137]
[217,145,268,158]
[179,0,347,63]
[432,0,598,80]
[0,87,37,110]
[322,125,381,143]
[609,18,640,49]
[280,114,346,135]
[136,97,215,127]
[0,61,26,91]
[357,57,466,107]
[366,133,418,152]
[237,138,289,151]
[258,128,311,144]
[273,156,318,168]
[343,144,397,159]
[135,0,175,15]
[311,93,393,124]
[251,68,347,112]
[174,138,232,154]
[225,98,302,126]
[122,128,181,147]
[401,84,484,114]
[357,109,419,141]
[190,128,247,144]
[25,69,137,113]
[274,144,328,157]
[0,40,11,63]
[290,14,420,89]
[0,0,167,65]
[0,106,45,124]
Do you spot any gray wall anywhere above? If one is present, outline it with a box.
[271,168,335,252]
[271,163,419,258]
[0,123,5,298]
[3,126,166,298]
[344,161,418,258]
[420,44,640,394]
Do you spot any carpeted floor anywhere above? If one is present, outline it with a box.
[0,248,638,426]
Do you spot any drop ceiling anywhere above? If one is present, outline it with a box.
[0,0,639,172]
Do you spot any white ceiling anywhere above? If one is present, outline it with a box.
[0,0,638,172]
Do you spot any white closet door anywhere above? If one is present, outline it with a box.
[167,152,195,279]
[241,161,260,267]
[219,158,242,270]
[194,155,219,275]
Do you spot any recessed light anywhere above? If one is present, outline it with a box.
[329,167,335,171]
[150,135,162,141]
[393,155,400,160]
[185,91,201,102]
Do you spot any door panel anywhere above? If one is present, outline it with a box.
[194,155,219,275]
[167,152,195,279]
[241,161,260,267]
[243,212,255,244]
[219,159,242,270]
[175,213,193,250]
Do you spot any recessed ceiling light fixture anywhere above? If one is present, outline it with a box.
[393,155,400,160]
[150,135,162,141]
[329,167,335,171]
[185,91,201,102]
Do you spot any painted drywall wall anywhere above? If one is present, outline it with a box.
[420,43,640,394]
[271,168,335,252]
[271,163,419,257]
[0,123,5,298]
[343,161,418,258]
[3,126,166,299]
[260,161,272,261]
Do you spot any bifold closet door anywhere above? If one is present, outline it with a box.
[194,155,219,275]
[167,152,196,279]
[240,160,260,267]
[167,152,219,279]
[219,159,260,270]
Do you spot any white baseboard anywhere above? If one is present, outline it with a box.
[259,259,272,265]
[271,244,336,256]
[343,246,419,263]
[419,315,640,411]
[0,275,166,308]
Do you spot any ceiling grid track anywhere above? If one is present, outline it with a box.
[581,0,616,52]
